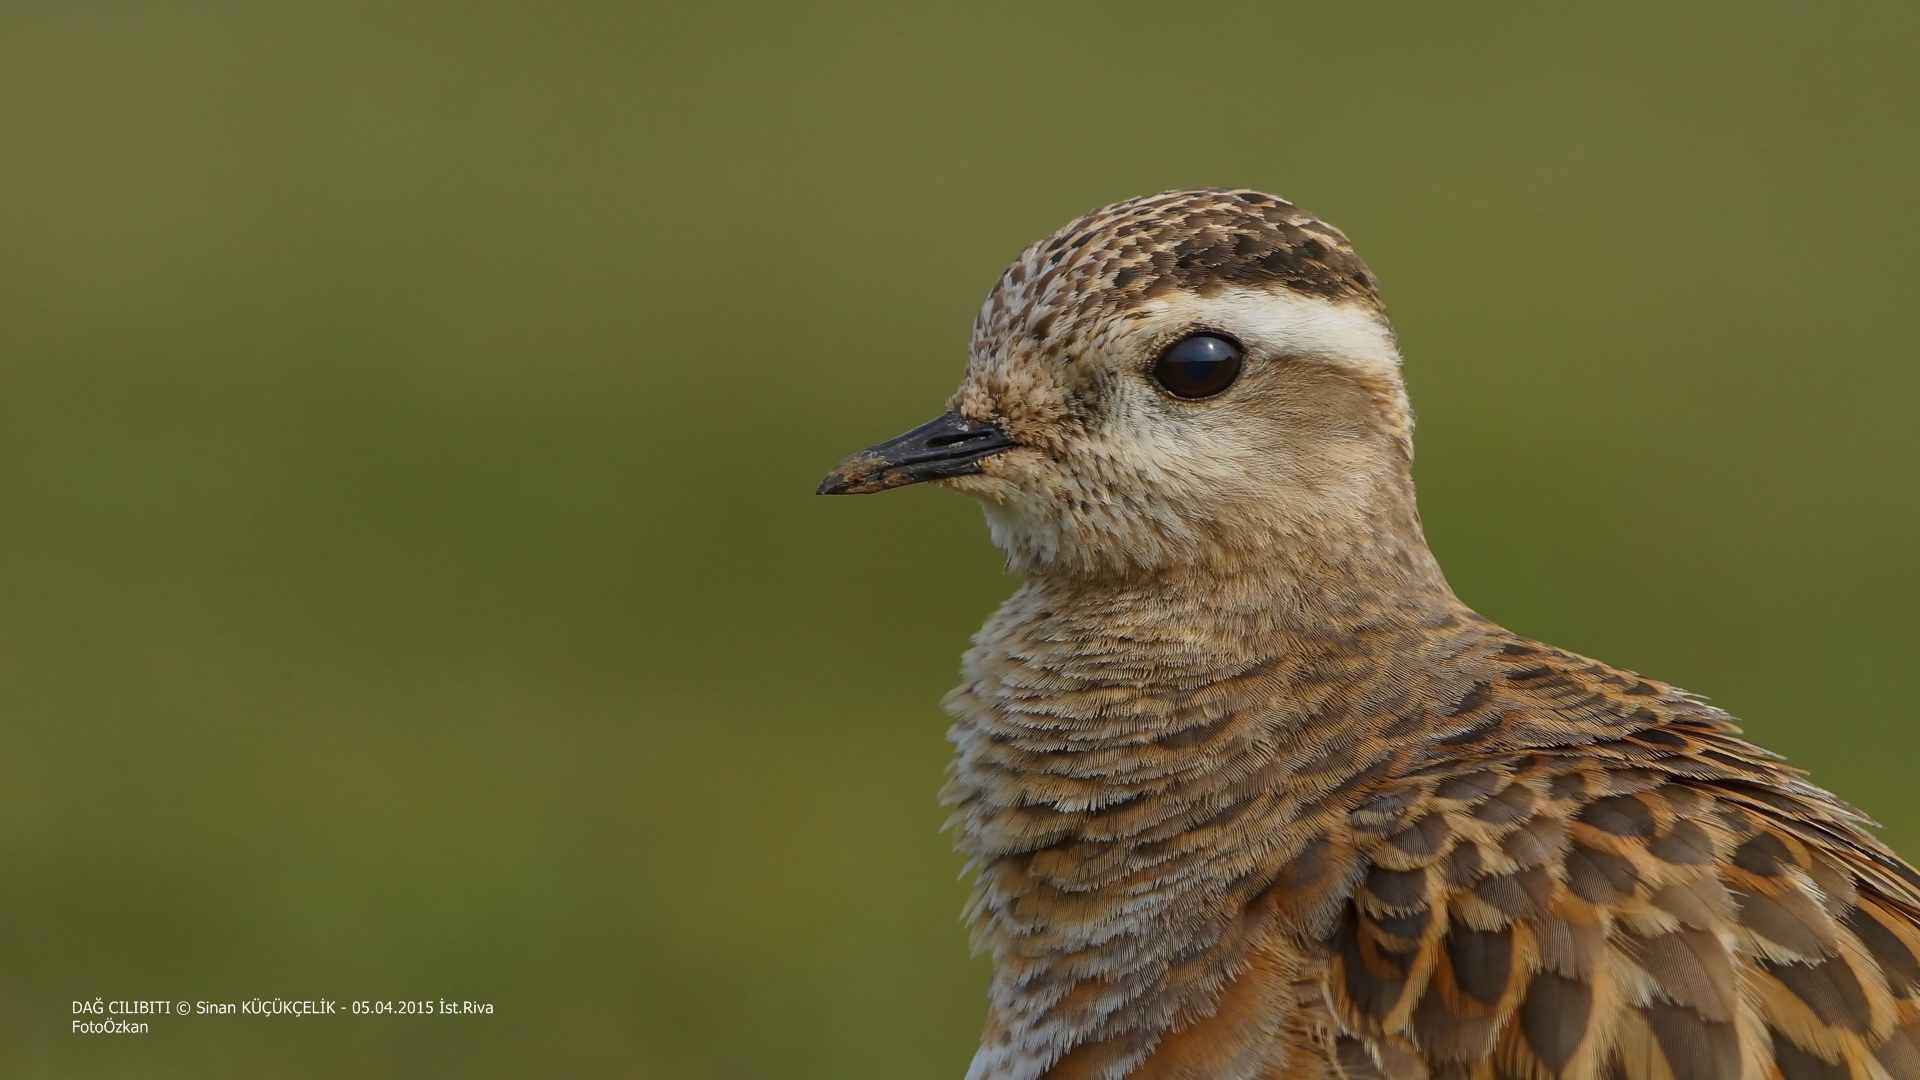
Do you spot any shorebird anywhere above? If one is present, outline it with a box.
[818,190,1920,1080]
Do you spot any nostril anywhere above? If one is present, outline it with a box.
[926,429,991,448]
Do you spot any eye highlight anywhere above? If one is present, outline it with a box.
[1150,333,1244,400]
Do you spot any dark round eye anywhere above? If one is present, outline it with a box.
[1150,333,1244,399]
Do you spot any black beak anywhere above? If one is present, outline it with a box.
[817,412,1017,495]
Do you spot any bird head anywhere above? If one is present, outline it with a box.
[820,189,1428,584]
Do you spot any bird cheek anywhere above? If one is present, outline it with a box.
[942,448,1043,498]
[936,472,1010,500]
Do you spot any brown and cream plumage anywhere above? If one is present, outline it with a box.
[819,189,1920,1080]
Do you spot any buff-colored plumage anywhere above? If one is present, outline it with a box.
[821,190,1920,1080]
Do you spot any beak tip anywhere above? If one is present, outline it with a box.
[816,453,881,495]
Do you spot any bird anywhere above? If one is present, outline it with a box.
[817,189,1920,1080]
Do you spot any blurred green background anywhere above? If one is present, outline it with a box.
[2,2,1916,1076]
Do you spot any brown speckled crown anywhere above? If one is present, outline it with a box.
[978,189,1382,347]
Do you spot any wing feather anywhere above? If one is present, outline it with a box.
[1299,645,1920,1080]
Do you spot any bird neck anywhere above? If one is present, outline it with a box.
[1036,466,1457,631]
[954,477,1477,818]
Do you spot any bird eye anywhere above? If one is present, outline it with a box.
[1150,333,1244,400]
